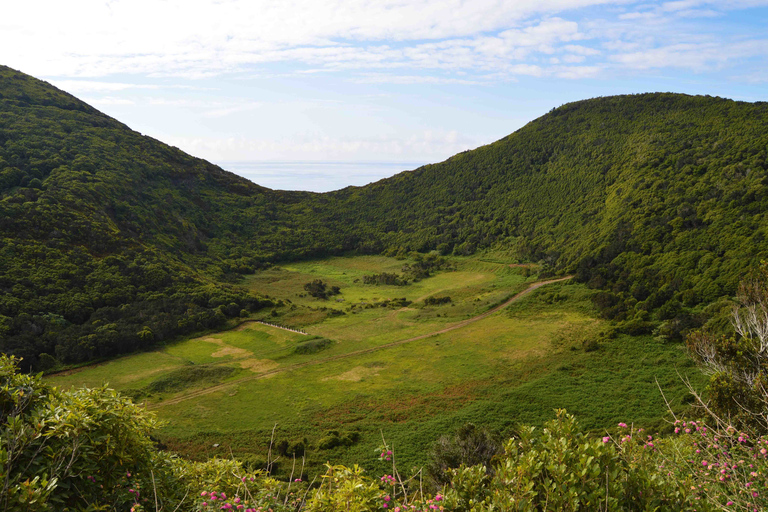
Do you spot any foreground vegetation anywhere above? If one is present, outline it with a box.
[5,353,768,511]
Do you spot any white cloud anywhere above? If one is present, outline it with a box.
[2,0,609,79]
[49,80,161,93]
[563,44,601,55]
[562,54,587,63]
[83,96,136,106]
[162,129,484,162]
[353,74,484,85]
[202,102,263,118]
[738,70,768,83]
[2,0,765,85]
[618,11,658,20]
[612,39,768,71]
[552,65,603,78]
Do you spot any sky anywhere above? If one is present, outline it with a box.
[2,0,768,191]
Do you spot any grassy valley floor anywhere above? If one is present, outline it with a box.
[47,254,706,479]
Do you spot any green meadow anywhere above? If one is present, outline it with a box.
[47,254,706,477]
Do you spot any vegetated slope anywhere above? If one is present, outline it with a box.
[0,65,387,370]
[325,93,768,335]
[0,66,293,370]
[2,63,767,368]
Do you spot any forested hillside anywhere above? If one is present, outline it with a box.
[2,64,767,368]
[0,66,283,369]
[324,94,768,335]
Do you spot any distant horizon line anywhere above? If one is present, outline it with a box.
[217,160,429,165]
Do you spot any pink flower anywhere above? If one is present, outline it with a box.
[602,436,610,443]
[702,460,708,466]
[202,492,208,497]
[202,503,208,507]
[618,423,627,428]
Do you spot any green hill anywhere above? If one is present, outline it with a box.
[2,64,767,368]
[323,93,768,332]
[0,66,281,369]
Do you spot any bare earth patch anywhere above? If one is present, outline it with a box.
[111,365,178,385]
[322,365,381,382]
[205,337,252,358]
[234,321,259,331]
[238,358,280,373]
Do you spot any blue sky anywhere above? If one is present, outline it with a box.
[3,0,768,191]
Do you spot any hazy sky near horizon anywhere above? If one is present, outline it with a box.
[3,0,768,190]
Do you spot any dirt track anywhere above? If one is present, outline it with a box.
[148,275,573,409]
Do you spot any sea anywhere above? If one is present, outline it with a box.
[218,161,426,193]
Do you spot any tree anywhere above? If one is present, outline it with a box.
[303,280,340,300]
[426,423,500,488]
[686,263,768,430]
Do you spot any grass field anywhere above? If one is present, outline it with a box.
[47,254,707,479]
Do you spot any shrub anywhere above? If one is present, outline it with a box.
[293,338,334,355]
[0,354,175,510]
[426,423,501,488]
[1,355,294,511]
[441,410,691,511]
[303,280,341,300]
[686,263,768,431]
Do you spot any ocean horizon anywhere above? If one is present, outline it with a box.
[218,161,427,193]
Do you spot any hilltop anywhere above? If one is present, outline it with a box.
[2,64,768,368]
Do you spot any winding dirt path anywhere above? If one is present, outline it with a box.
[148,276,573,409]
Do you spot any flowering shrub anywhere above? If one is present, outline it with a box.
[1,355,298,512]
[303,464,446,512]
[1,354,174,511]
[441,410,691,511]
[654,419,768,510]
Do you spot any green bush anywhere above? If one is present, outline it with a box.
[426,423,501,488]
[441,410,690,511]
[1,354,175,510]
[293,338,334,355]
